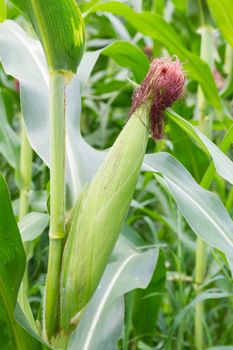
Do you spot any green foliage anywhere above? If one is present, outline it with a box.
[67,237,158,350]
[9,0,85,74]
[144,152,233,258]
[0,92,19,169]
[0,0,7,22]
[207,0,233,48]
[0,173,41,349]
[132,252,166,345]
[88,1,221,109]
[1,0,233,349]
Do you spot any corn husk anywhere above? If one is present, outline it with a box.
[60,103,150,328]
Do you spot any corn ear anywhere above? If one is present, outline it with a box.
[60,104,150,329]
[60,57,186,329]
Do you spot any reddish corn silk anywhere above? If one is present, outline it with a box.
[131,58,186,139]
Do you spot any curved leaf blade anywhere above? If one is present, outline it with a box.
[102,41,149,82]
[167,288,232,346]
[18,212,49,241]
[207,0,233,48]
[144,152,233,258]
[0,20,85,200]
[68,237,158,350]
[0,173,41,349]
[132,252,166,346]
[0,93,20,169]
[167,109,233,186]
[0,20,49,165]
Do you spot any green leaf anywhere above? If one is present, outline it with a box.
[67,236,158,350]
[168,118,208,182]
[167,109,208,153]
[144,152,233,259]
[132,252,166,346]
[102,41,149,82]
[0,20,50,165]
[0,92,20,169]
[167,288,232,345]
[207,0,233,48]
[14,304,51,349]
[88,1,221,109]
[78,40,148,84]
[0,20,85,201]
[0,0,7,22]
[18,212,49,241]
[0,173,41,349]
[9,0,85,74]
[167,109,233,186]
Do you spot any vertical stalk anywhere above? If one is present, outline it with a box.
[223,44,233,95]
[194,239,206,350]
[194,26,214,350]
[19,119,33,220]
[44,73,66,339]
[224,44,233,76]
[177,211,185,350]
[18,116,36,329]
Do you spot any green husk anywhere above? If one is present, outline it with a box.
[60,103,150,329]
[9,0,85,74]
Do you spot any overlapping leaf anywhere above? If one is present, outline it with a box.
[207,0,233,48]
[167,109,233,186]
[0,20,150,202]
[144,152,233,258]
[88,1,221,109]
[0,173,42,349]
[18,212,49,241]
[0,93,19,168]
[67,237,158,350]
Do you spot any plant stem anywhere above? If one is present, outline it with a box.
[44,73,66,340]
[18,116,36,330]
[224,44,233,75]
[197,0,205,26]
[195,26,214,350]
[194,238,205,350]
[19,118,33,220]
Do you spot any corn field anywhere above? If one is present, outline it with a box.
[0,0,233,349]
